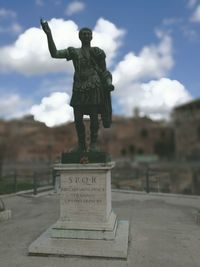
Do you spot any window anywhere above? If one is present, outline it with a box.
[129,144,135,155]
[160,130,166,139]
[140,128,148,138]
[137,148,144,155]
[197,125,200,141]
[121,148,127,156]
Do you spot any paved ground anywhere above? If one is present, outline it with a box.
[0,190,200,267]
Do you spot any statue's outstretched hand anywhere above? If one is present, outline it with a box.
[40,18,51,34]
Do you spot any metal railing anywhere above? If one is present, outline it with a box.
[111,162,200,195]
[0,170,54,195]
[1,161,200,196]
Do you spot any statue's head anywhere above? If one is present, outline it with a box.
[79,28,92,44]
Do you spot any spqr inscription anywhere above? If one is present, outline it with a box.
[61,175,105,206]
[65,176,97,185]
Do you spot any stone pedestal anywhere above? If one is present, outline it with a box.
[29,162,129,258]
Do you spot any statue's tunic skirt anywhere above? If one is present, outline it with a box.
[70,69,102,107]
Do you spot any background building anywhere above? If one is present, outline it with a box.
[1,101,200,195]
[172,99,200,160]
[0,114,174,170]
[99,115,174,159]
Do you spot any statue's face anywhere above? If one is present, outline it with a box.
[79,30,92,44]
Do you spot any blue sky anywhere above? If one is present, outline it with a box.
[0,0,200,126]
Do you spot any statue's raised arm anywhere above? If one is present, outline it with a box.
[40,18,67,58]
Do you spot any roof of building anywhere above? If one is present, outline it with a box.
[174,98,200,111]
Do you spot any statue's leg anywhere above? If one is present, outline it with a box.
[89,107,99,151]
[74,107,86,152]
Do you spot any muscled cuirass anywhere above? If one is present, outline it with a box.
[72,48,101,93]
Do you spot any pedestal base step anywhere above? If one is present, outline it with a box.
[54,211,116,231]
[29,220,129,259]
[51,218,117,240]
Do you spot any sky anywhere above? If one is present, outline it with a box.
[0,0,200,127]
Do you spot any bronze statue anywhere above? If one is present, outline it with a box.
[41,19,114,153]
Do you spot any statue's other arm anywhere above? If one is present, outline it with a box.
[40,19,67,59]
[93,47,114,91]
[94,48,106,72]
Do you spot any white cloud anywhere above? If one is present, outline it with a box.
[0,8,16,19]
[36,0,44,6]
[0,22,23,35]
[54,1,62,5]
[30,92,74,127]
[113,78,192,120]
[113,33,173,87]
[65,1,85,16]
[0,92,31,119]
[112,33,192,120]
[191,5,200,22]
[188,0,197,9]
[0,18,124,75]
[162,18,181,26]
[0,19,79,75]
[11,22,23,34]
[0,8,22,35]
[181,25,198,41]
[92,18,125,66]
